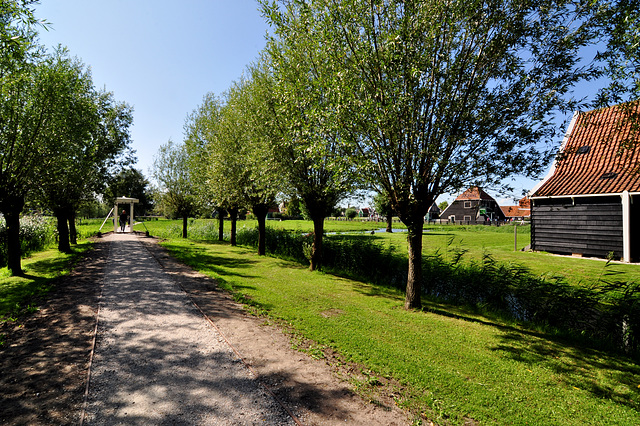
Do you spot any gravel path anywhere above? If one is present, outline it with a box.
[83,233,295,425]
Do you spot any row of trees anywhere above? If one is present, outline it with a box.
[1,1,134,275]
[154,0,638,309]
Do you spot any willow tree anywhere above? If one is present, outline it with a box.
[183,93,226,238]
[594,0,640,107]
[262,0,601,308]
[262,30,361,270]
[185,91,247,247]
[152,140,199,238]
[33,50,133,252]
[0,1,49,274]
[220,71,281,253]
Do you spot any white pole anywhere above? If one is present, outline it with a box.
[99,207,115,232]
[113,203,118,233]
[129,202,134,233]
[622,191,631,262]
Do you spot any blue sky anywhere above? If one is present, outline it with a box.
[34,0,580,206]
[35,0,269,179]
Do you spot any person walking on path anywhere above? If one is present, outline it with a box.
[118,210,127,232]
[83,233,295,425]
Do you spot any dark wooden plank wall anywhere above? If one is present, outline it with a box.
[632,198,640,261]
[531,196,623,258]
[442,200,505,224]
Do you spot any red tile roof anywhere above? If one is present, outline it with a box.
[500,206,531,218]
[455,186,496,201]
[531,102,640,197]
[500,197,531,218]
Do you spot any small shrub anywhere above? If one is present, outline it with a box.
[189,220,219,241]
[345,208,358,220]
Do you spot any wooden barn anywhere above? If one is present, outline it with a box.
[529,102,640,262]
[441,187,506,224]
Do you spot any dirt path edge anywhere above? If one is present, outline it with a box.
[140,236,410,426]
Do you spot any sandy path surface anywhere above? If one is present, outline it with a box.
[83,233,295,425]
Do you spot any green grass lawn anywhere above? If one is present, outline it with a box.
[417,226,640,286]
[160,238,640,425]
[0,242,92,321]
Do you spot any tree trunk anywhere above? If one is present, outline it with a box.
[55,210,72,253]
[310,215,325,271]
[218,209,225,241]
[3,210,23,275]
[182,216,188,238]
[386,213,393,233]
[67,210,77,244]
[252,204,269,255]
[0,193,25,275]
[404,222,424,310]
[229,207,238,246]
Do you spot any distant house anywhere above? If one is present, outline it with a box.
[426,203,441,221]
[529,102,640,262]
[500,197,531,221]
[441,187,506,224]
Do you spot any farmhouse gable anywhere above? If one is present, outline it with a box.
[529,102,640,261]
[441,187,506,223]
[500,197,531,220]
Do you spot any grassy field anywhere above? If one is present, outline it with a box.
[3,217,639,424]
[159,237,640,425]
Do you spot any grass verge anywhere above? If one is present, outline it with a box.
[0,242,93,322]
[159,237,640,425]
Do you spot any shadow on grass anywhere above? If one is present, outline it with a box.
[418,300,640,412]
[350,279,640,413]
[162,242,258,278]
[165,237,640,414]
[0,243,92,319]
[494,330,640,411]
[0,273,55,319]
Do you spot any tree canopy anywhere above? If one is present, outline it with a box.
[261,0,613,308]
[152,140,199,238]
[1,3,133,273]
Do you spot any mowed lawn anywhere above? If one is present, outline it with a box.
[159,237,640,425]
[22,218,638,424]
